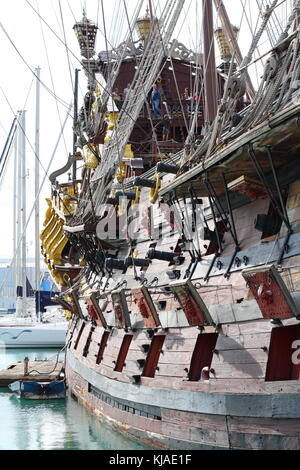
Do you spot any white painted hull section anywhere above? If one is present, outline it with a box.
[0,322,68,348]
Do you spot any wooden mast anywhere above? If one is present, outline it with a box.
[202,0,218,125]
[213,0,255,100]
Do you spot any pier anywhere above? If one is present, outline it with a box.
[0,359,64,387]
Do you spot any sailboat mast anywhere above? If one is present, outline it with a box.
[13,123,18,311]
[21,110,27,316]
[202,0,218,125]
[35,67,40,298]
[16,112,22,317]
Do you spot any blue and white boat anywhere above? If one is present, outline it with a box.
[9,380,66,399]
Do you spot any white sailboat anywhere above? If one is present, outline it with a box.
[0,69,68,349]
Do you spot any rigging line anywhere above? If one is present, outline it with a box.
[0,21,71,112]
[238,0,266,87]
[66,0,77,23]
[257,0,276,46]
[0,83,54,181]
[0,120,16,186]
[24,0,140,128]
[241,0,279,68]
[186,4,220,150]
[238,25,300,73]
[58,0,74,91]
[242,0,261,87]
[110,1,126,49]
[0,121,7,136]
[267,0,289,15]
[261,0,281,43]
[181,0,197,52]
[37,0,68,159]
[169,56,189,132]
[0,127,16,184]
[50,0,64,36]
[165,0,194,133]
[119,2,164,244]
[96,0,100,26]
[121,0,162,156]
[0,104,72,297]
[266,0,282,35]
[95,0,101,49]
[100,0,113,94]
[36,0,70,158]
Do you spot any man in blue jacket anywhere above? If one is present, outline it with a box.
[151,84,162,118]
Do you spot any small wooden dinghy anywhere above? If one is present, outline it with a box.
[9,380,66,399]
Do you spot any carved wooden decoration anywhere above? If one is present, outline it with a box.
[85,293,108,328]
[170,280,214,326]
[242,264,298,320]
[111,289,131,329]
[132,286,161,328]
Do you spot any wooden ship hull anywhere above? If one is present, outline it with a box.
[66,318,300,450]
[64,101,300,447]
[42,1,300,450]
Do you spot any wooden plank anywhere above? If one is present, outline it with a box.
[140,375,267,393]
[216,332,271,350]
[155,364,190,378]
[155,350,194,364]
[162,408,226,429]
[160,420,229,447]
[227,415,300,436]
[221,321,272,336]
[0,360,64,387]
[211,348,269,365]
[211,362,266,379]
[164,337,198,351]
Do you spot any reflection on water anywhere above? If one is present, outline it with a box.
[0,348,150,450]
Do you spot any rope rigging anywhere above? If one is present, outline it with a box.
[12,0,298,300]
[187,0,300,167]
[0,105,72,298]
[0,21,71,112]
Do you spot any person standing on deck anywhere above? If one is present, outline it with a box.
[162,114,171,141]
[112,87,122,110]
[151,84,162,118]
[183,87,192,112]
[123,83,132,99]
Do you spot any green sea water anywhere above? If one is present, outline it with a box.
[0,348,150,450]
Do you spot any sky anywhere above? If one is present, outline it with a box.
[0,0,294,261]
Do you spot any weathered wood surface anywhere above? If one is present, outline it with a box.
[67,359,300,450]
[68,316,300,394]
[0,360,64,387]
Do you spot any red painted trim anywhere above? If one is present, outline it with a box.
[265,325,300,381]
[74,322,86,350]
[83,327,94,357]
[188,333,218,381]
[114,335,133,372]
[142,335,166,378]
[96,331,110,365]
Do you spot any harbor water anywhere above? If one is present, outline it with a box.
[0,348,150,450]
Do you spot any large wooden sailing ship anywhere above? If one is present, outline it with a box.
[42,0,300,449]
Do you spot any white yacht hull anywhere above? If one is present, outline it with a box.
[0,322,68,348]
